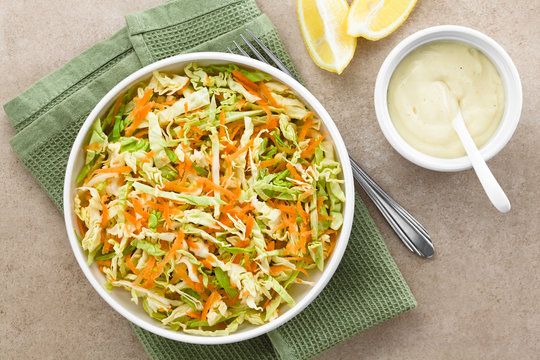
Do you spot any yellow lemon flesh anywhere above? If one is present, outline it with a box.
[297,0,356,74]
[347,0,417,40]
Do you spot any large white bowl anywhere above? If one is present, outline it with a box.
[63,52,354,345]
[374,25,522,172]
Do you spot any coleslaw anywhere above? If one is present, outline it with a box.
[74,63,345,335]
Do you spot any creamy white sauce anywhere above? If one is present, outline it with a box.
[387,40,505,158]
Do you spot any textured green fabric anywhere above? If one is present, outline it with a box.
[3,0,416,359]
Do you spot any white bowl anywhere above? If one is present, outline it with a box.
[63,52,354,344]
[374,25,522,172]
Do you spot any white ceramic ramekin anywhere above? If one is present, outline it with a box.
[63,52,354,344]
[374,25,522,172]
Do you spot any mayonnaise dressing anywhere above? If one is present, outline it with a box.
[387,40,505,158]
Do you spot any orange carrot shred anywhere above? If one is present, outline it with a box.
[232,70,259,91]
[259,157,281,169]
[126,252,139,274]
[76,217,87,238]
[185,312,200,319]
[100,195,109,227]
[84,142,101,151]
[95,260,111,267]
[259,81,279,107]
[219,109,226,140]
[133,128,149,138]
[286,163,303,182]
[301,134,327,158]
[201,291,220,321]
[196,177,235,199]
[122,210,140,230]
[299,116,313,142]
[270,265,293,275]
[141,231,185,287]
[186,237,200,250]
[161,199,173,229]
[125,89,153,136]
[227,138,254,162]
[132,197,150,221]
[297,267,310,279]
[141,150,156,163]
[236,99,246,111]
[132,256,156,286]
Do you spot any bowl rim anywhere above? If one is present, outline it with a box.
[374,25,523,172]
[63,52,355,344]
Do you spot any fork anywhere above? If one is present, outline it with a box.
[228,30,434,258]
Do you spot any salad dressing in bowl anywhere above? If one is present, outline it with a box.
[387,40,505,159]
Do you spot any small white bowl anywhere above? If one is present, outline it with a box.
[374,25,522,172]
[63,52,354,344]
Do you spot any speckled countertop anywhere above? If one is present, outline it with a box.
[1,1,539,359]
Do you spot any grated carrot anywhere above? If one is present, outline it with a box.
[298,115,313,142]
[100,195,109,227]
[102,234,113,253]
[259,157,281,169]
[141,150,156,163]
[132,256,156,286]
[259,81,279,108]
[132,197,150,221]
[296,267,310,279]
[232,70,259,92]
[133,128,149,138]
[76,217,87,238]
[269,265,293,275]
[236,99,246,110]
[283,256,314,263]
[122,210,141,230]
[201,291,220,321]
[196,177,235,199]
[301,134,327,158]
[125,252,139,274]
[84,142,101,151]
[219,109,226,140]
[93,166,132,175]
[125,89,153,136]
[186,237,199,250]
[185,312,200,319]
[160,199,173,229]
[298,189,315,202]
[286,163,303,182]
[141,231,184,287]
[227,138,254,162]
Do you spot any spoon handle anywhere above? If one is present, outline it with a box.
[350,158,434,258]
[452,113,511,213]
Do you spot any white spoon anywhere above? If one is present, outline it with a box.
[452,109,511,213]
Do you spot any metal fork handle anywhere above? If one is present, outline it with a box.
[350,158,434,258]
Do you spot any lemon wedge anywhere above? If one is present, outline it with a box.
[346,0,417,40]
[297,0,356,74]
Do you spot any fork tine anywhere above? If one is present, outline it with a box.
[233,41,250,57]
[239,34,269,64]
[246,29,298,81]
[227,47,234,54]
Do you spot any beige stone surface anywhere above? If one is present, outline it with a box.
[1,0,539,359]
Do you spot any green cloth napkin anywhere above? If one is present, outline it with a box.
[3,1,416,359]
